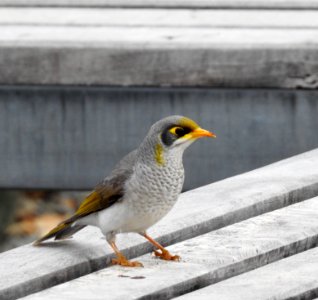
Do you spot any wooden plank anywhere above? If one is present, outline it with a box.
[22,197,318,300]
[1,87,318,190]
[1,8,318,28]
[0,26,318,88]
[1,149,318,299]
[176,247,318,300]
[1,0,318,9]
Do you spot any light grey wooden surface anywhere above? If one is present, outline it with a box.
[1,148,318,299]
[22,197,318,300]
[0,7,318,87]
[176,247,318,300]
[1,0,318,9]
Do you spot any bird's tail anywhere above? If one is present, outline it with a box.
[33,218,86,246]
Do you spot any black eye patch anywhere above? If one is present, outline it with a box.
[175,127,191,137]
[161,126,192,146]
[161,129,176,146]
[175,127,185,136]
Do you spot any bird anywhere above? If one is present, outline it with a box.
[34,115,216,267]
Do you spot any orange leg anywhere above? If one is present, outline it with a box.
[109,241,143,267]
[141,232,180,261]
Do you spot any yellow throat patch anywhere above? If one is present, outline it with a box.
[154,143,165,166]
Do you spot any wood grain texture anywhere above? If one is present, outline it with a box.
[22,197,318,300]
[1,0,318,9]
[1,149,318,299]
[176,247,318,300]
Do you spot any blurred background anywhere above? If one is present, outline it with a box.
[1,0,318,251]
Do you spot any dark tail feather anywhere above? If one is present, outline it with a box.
[55,225,86,240]
[33,222,69,246]
[33,218,85,246]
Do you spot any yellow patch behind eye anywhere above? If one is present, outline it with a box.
[169,126,183,135]
[154,143,165,166]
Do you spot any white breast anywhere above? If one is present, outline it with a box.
[97,148,185,235]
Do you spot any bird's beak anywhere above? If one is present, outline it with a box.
[187,127,216,139]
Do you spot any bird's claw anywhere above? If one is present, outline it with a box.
[112,258,144,267]
[153,249,180,261]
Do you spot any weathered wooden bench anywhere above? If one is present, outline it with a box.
[1,2,318,299]
[1,148,318,299]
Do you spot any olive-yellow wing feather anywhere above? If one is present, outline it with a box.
[69,175,127,222]
[34,150,137,245]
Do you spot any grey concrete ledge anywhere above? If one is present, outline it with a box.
[1,149,318,299]
[23,197,318,300]
[1,44,318,88]
[1,7,318,87]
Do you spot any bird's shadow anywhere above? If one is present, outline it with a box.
[34,240,74,248]
[33,239,110,269]
[33,239,98,254]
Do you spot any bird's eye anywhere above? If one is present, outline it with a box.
[169,126,185,137]
[162,126,192,145]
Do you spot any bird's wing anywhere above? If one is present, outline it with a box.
[33,150,138,244]
[68,150,138,223]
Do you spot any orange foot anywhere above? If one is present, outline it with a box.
[154,249,180,261]
[111,255,143,268]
